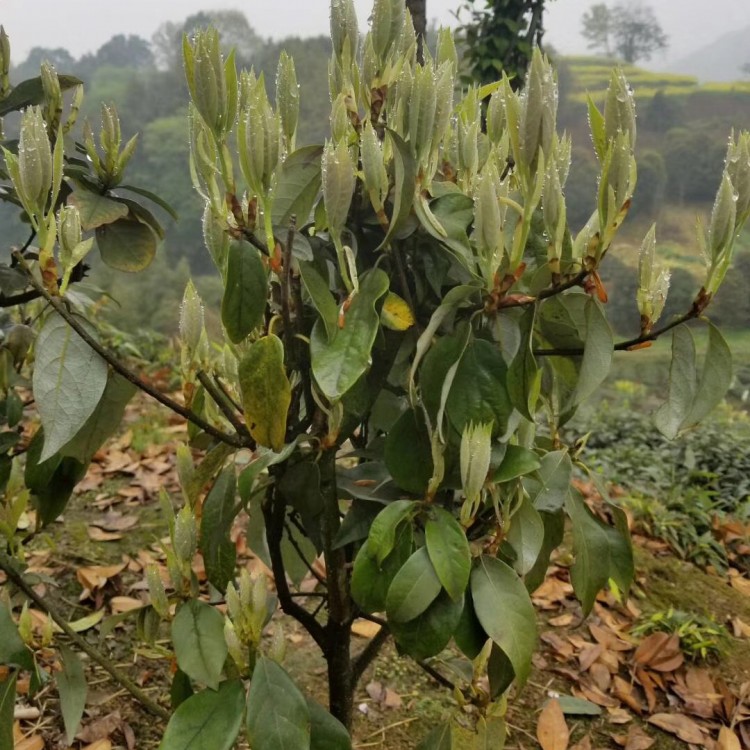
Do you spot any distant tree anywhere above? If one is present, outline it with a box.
[742,62,750,78]
[457,0,550,88]
[79,34,154,73]
[582,2,668,64]
[643,90,683,133]
[12,46,76,80]
[630,149,666,220]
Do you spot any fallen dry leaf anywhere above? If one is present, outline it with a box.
[15,736,45,750]
[633,632,683,672]
[648,712,705,745]
[77,563,126,591]
[87,526,124,542]
[537,698,570,750]
[110,596,143,614]
[717,726,741,750]
[82,741,113,750]
[76,711,122,743]
[570,736,592,750]
[351,619,382,638]
[624,725,655,750]
[731,617,750,639]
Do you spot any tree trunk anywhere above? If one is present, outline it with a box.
[406,0,427,64]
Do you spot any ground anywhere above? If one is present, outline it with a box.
[7,397,750,750]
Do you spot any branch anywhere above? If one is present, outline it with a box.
[416,660,455,690]
[14,253,247,448]
[534,307,701,357]
[284,518,327,587]
[0,551,170,721]
[262,486,328,651]
[196,370,252,442]
[352,624,390,685]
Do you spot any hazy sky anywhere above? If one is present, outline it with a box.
[1,0,748,67]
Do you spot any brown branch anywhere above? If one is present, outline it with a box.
[416,660,455,690]
[14,253,246,448]
[284,518,327,587]
[196,370,251,442]
[0,551,170,721]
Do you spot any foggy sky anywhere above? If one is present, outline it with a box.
[2,0,748,69]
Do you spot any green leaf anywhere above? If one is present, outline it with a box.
[566,490,633,615]
[170,668,194,710]
[453,590,487,660]
[299,260,338,341]
[386,546,442,623]
[446,339,514,437]
[222,239,268,344]
[311,269,389,401]
[351,528,413,614]
[96,217,157,271]
[117,184,179,219]
[654,325,696,440]
[0,74,82,116]
[238,335,291,452]
[492,445,541,483]
[507,305,541,421]
[556,695,602,716]
[507,495,544,576]
[307,697,352,750]
[272,145,324,228]
[200,468,238,593]
[246,657,311,750]
[683,322,732,428]
[160,680,244,750]
[417,723,453,750]
[171,600,227,690]
[471,555,537,686]
[379,130,417,249]
[587,95,607,162]
[0,602,32,670]
[57,645,87,745]
[524,450,572,513]
[390,590,464,660]
[425,507,471,601]
[70,188,129,230]
[524,510,565,594]
[60,374,136,463]
[0,670,16,750]
[368,500,417,564]
[473,715,506,749]
[33,313,108,462]
[487,643,515,699]
[568,298,613,408]
[384,408,433,495]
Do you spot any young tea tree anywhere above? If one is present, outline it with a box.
[0,1,749,748]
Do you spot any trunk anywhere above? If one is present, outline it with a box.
[406,0,427,64]
[327,622,354,728]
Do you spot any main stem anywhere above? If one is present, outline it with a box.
[320,449,354,729]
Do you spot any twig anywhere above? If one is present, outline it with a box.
[0,551,170,721]
[213,374,242,413]
[284,519,327,587]
[416,659,455,690]
[14,252,246,448]
[197,370,251,441]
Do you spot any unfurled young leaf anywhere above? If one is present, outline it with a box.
[57,645,87,745]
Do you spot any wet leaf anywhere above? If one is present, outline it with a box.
[58,645,87,744]
[221,239,268,344]
[171,601,227,690]
[96,218,157,271]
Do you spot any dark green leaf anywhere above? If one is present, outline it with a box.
[33,313,108,462]
[524,510,565,593]
[159,680,244,750]
[200,468,238,593]
[246,657,311,750]
[566,490,633,615]
[311,269,389,401]
[0,602,32,670]
[299,260,338,341]
[57,645,87,744]
[368,500,417,564]
[524,450,572,513]
[117,184,179,219]
[568,298,613,408]
[170,668,194,710]
[96,217,157,271]
[654,325,696,440]
[222,239,268,344]
[0,670,16,750]
[307,697,352,750]
[488,644,514,699]
[386,547,442,623]
[272,145,323,228]
[425,507,471,601]
[384,408,432,495]
[507,305,541,421]
[492,445,541,483]
[390,590,463,661]
[453,590,487,660]
[417,723,453,750]
[171,600,227,690]
[471,555,537,686]
[506,496,544,575]
[0,74,82,116]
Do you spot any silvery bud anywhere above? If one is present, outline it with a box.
[543,160,567,265]
[18,603,33,645]
[226,582,241,624]
[225,620,246,668]
[175,443,195,505]
[431,62,455,160]
[408,64,437,168]
[330,93,351,144]
[436,27,458,71]
[0,26,10,97]
[330,0,359,61]
[173,505,197,564]
[40,61,62,123]
[474,161,504,280]
[519,49,556,173]
[251,572,268,617]
[361,120,388,212]
[58,205,82,264]
[179,280,205,353]
[460,422,493,513]
[708,171,738,258]
[726,131,750,224]
[322,138,356,241]
[203,204,229,272]
[637,224,670,328]
[486,89,506,146]
[276,51,299,149]
[5,106,53,218]
[146,564,170,619]
[605,69,636,150]
[268,623,287,663]
[41,614,54,648]
[371,0,405,64]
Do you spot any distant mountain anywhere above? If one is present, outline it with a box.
[663,25,750,82]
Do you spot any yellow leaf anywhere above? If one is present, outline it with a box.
[238,335,291,452]
[380,292,414,331]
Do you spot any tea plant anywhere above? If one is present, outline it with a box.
[0,0,749,747]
